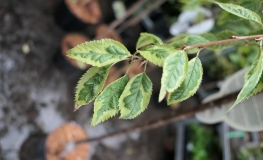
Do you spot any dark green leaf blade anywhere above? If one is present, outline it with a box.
[137,45,173,67]
[119,73,152,119]
[159,50,188,102]
[136,33,163,49]
[75,65,111,110]
[91,75,129,126]
[168,35,208,54]
[200,33,218,42]
[201,30,239,50]
[67,39,131,67]
[168,57,203,104]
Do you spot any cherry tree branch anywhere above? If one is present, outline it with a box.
[183,34,263,50]
[77,90,240,144]
[75,34,263,144]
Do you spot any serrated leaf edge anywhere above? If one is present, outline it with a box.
[137,44,174,67]
[119,73,153,119]
[159,50,188,102]
[136,32,163,49]
[168,57,203,104]
[74,66,111,110]
[214,2,263,26]
[227,49,263,111]
[67,39,131,67]
[91,75,129,126]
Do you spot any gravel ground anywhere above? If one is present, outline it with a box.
[0,0,175,160]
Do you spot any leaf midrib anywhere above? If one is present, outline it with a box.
[174,58,198,99]
[125,75,144,115]
[165,53,184,90]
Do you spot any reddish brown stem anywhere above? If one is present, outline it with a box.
[183,34,263,50]
[77,90,240,144]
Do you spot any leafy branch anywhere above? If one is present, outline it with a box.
[76,90,241,144]
[67,1,263,126]
[182,34,263,50]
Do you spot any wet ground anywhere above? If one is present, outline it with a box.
[0,0,179,159]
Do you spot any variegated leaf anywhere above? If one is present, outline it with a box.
[168,57,203,104]
[136,33,163,49]
[119,73,152,119]
[214,2,263,26]
[67,39,131,67]
[91,75,129,126]
[229,48,263,111]
[137,45,173,67]
[159,50,188,102]
[75,65,111,110]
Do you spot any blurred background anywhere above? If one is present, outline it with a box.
[1,0,263,160]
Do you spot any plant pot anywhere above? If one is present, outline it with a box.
[175,120,222,160]
[54,0,102,31]
[45,122,90,160]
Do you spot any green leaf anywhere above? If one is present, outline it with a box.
[91,75,129,126]
[137,45,173,67]
[200,33,217,42]
[217,30,237,40]
[168,35,208,54]
[229,48,263,111]
[75,65,111,110]
[119,73,152,119]
[67,39,131,67]
[214,2,263,26]
[250,75,263,95]
[202,30,239,50]
[244,52,260,83]
[241,1,261,12]
[168,57,203,104]
[247,29,263,36]
[214,30,240,50]
[166,34,189,44]
[159,50,188,102]
[136,33,163,49]
[179,0,208,10]
[217,1,261,25]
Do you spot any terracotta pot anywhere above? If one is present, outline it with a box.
[45,122,90,160]
[65,0,102,24]
[54,0,102,31]
[61,33,91,70]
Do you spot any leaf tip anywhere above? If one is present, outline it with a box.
[158,96,163,103]
[90,121,97,127]
[226,101,238,113]
[158,87,166,102]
